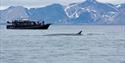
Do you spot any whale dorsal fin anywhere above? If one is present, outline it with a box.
[77,30,82,35]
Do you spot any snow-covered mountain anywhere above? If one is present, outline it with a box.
[116,4,125,13]
[0,6,29,23]
[28,4,68,24]
[65,0,122,24]
[0,0,125,25]
[113,4,125,24]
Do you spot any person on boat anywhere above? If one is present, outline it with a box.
[33,22,36,25]
[37,21,41,25]
[42,21,44,25]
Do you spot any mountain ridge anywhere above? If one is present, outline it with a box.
[0,0,125,25]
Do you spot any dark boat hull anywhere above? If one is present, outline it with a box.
[7,24,51,29]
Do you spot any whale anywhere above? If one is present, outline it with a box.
[44,30,82,36]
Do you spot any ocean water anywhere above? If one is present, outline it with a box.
[0,25,125,63]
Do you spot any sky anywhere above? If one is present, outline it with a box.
[0,0,125,10]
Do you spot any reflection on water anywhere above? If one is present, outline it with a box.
[0,25,125,63]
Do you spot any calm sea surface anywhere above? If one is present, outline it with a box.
[0,25,125,63]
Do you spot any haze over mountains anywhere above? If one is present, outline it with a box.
[0,0,125,24]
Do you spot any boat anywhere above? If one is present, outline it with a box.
[6,19,51,29]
